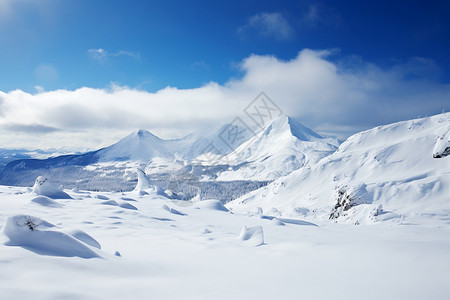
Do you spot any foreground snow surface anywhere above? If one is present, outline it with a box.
[1,185,450,299]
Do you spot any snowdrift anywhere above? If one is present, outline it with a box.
[32,176,72,199]
[239,226,264,246]
[2,215,100,258]
[194,199,229,212]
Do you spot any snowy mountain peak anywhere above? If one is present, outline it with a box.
[134,129,160,139]
[97,129,172,162]
[265,114,322,141]
[128,129,162,141]
[228,112,450,225]
[215,115,338,180]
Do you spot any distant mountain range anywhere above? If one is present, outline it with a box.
[0,115,337,199]
[0,148,60,169]
[1,112,449,222]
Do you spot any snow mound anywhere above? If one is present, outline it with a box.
[66,229,101,249]
[276,218,318,226]
[3,215,99,258]
[31,195,63,208]
[162,204,187,216]
[32,176,72,199]
[121,197,137,202]
[433,127,450,158]
[239,226,264,246]
[260,215,318,226]
[102,200,119,206]
[194,200,229,212]
[119,202,138,210]
[271,218,285,226]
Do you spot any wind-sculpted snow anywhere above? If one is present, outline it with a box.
[2,215,100,259]
[133,168,154,195]
[0,183,449,298]
[433,126,450,158]
[31,195,63,208]
[66,229,101,249]
[32,176,72,199]
[193,199,229,212]
[239,226,264,246]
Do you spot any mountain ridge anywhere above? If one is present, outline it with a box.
[0,114,326,190]
[227,112,450,225]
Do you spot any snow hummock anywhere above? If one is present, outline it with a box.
[2,215,100,258]
[162,204,187,216]
[433,125,450,158]
[239,225,264,246]
[32,176,72,199]
[0,181,449,298]
[66,229,101,249]
[31,195,63,208]
[193,199,229,212]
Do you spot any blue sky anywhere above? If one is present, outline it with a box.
[1,0,449,92]
[0,0,449,149]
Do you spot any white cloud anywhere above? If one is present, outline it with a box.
[0,49,449,150]
[88,48,107,63]
[239,12,294,40]
[88,48,141,63]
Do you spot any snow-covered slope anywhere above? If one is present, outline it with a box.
[227,113,450,225]
[1,179,450,299]
[215,115,339,180]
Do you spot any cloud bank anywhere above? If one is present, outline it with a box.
[1,49,449,150]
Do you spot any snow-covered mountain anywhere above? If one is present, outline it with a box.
[227,113,450,225]
[213,115,339,180]
[0,148,61,170]
[0,122,265,198]
[0,115,324,188]
[97,129,175,162]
